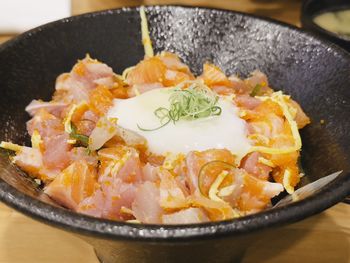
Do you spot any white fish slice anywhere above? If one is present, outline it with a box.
[274,171,343,207]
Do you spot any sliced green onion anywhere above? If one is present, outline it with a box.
[138,81,222,131]
[250,84,262,97]
[70,124,89,147]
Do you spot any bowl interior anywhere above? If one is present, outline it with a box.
[0,6,350,239]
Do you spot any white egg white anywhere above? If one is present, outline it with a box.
[107,88,251,160]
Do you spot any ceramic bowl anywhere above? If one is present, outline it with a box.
[0,6,350,263]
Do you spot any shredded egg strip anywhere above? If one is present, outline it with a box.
[63,101,88,144]
[126,219,141,224]
[31,130,42,150]
[218,185,236,197]
[0,141,22,152]
[120,206,134,215]
[64,101,88,133]
[100,150,132,179]
[283,168,295,194]
[122,66,135,80]
[208,171,229,202]
[258,157,276,167]
[111,151,132,176]
[63,104,77,134]
[249,91,302,155]
[162,153,185,170]
[140,6,154,57]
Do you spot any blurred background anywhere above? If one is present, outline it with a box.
[70,0,302,24]
[0,0,302,43]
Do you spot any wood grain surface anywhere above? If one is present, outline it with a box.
[0,202,349,263]
[0,1,349,262]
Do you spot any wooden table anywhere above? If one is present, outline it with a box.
[0,202,349,263]
[0,1,349,262]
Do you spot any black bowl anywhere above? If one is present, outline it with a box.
[1,6,350,263]
[301,0,350,52]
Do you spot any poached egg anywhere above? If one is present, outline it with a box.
[107,88,251,160]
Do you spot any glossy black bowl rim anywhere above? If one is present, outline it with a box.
[0,5,350,242]
[301,0,350,43]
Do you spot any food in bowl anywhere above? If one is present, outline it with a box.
[0,8,310,224]
[314,9,350,39]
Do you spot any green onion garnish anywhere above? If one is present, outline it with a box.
[250,84,262,97]
[70,123,89,147]
[138,81,222,131]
